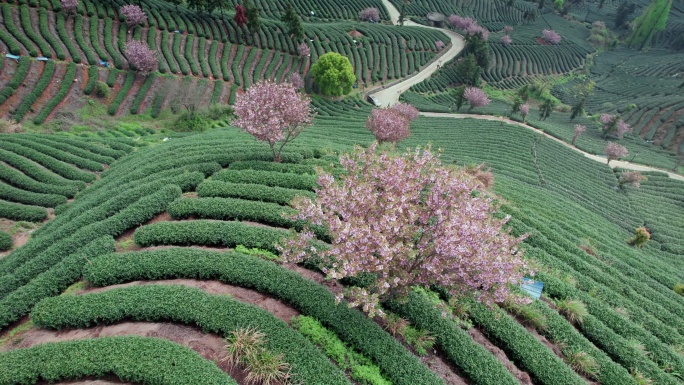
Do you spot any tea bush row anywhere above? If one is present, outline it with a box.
[83,247,444,385]
[31,284,349,385]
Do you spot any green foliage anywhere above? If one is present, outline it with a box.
[456,54,482,87]
[229,160,317,175]
[311,52,356,96]
[292,315,391,385]
[0,336,238,384]
[627,227,650,248]
[108,72,135,115]
[0,200,48,222]
[564,350,600,379]
[172,110,209,132]
[281,1,304,40]
[197,180,315,205]
[556,299,589,325]
[38,8,66,60]
[235,244,280,261]
[627,0,672,49]
[213,169,318,191]
[34,63,77,125]
[12,61,55,122]
[673,284,684,297]
[31,285,350,385]
[82,248,443,385]
[0,163,77,197]
[0,58,30,105]
[0,231,12,252]
[130,74,156,114]
[1,3,38,57]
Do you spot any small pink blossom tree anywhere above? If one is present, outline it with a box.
[60,0,78,15]
[391,102,419,121]
[519,103,530,122]
[366,108,410,144]
[233,80,315,162]
[542,29,561,44]
[501,35,512,46]
[572,124,585,146]
[125,40,156,74]
[464,87,491,111]
[278,143,531,317]
[619,171,646,188]
[298,42,310,57]
[435,40,445,50]
[503,25,513,35]
[605,142,628,164]
[289,72,304,90]
[359,7,380,22]
[599,114,632,138]
[120,4,147,28]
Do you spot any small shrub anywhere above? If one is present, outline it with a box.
[384,313,409,337]
[674,283,684,297]
[0,231,12,251]
[245,350,292,385]
[631,369,654,385]
[564,350,600,379]
[205,104,234,120]
[556,299,588,324]
[404,327,435,356]
[0,118,23,133]
[235,245,280,262]
[627,227,650,248]
[223,327,265,369]
[172,111,208,132]
[94,81,109,98]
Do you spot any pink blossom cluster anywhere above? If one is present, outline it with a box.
[519,103,530,121]
[503,25,513,35]
[572,124,586,145]
[359,7,380,22]
[233,80,315,162]
[298,42,310,57]
[60,0,78,14]
[619,171,646,188]
[435,40,445,50]
[124,40,156,74]
[391,102,420,121]
[120,4,147,27]
[600,114,632,138]
[448,15,489,40]
[289,72,304,90]
[366,108,411,144]
[464,87,491,110]
[278,143,531,316]
[605,142,628,164]
[542,29,561,44]
[501,35,512,46]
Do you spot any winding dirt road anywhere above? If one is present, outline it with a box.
[369,2,684,181]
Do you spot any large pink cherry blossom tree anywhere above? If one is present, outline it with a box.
[125,41,157,74]
[464,87,491,111]
[232,80,315,162]
[278,143,531,317]
[366,103,419,144]
[120,4,147,28]
[60,0,78,15]
[605,142,628,164]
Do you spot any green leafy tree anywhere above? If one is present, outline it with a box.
[282,2,304,40]
[311,52,356,96]
[539,98,556,120]
[626,0,672,49]
[464,34,490,69]
[245,0,261,44]
[451,86,466,111]
[456,54,482,86]
[570,97,586,120]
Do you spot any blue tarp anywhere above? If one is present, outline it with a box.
[100,61,110,67]
[521,278,544,299]
[5,54,20,60]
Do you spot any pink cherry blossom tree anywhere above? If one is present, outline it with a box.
[278,143,531,317]
[619,171,646,188]
[572,124,585,146]
[605,142,628,164]
[60,0,78,15]
[599,114,632,138]
[391,102,419,121]
[542,29,561,44]
[503,25,513,35]
[366,108,410,144]
[435,40,445,50]
[289,72,304,90]
[120,4,147,28]
[519,103,530,122]
[233,80,315,162]
[125,40,157,74]
[464,87,491,111]
[359,7,380,22]
[501,35,512,46]
[298,42,310,57]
